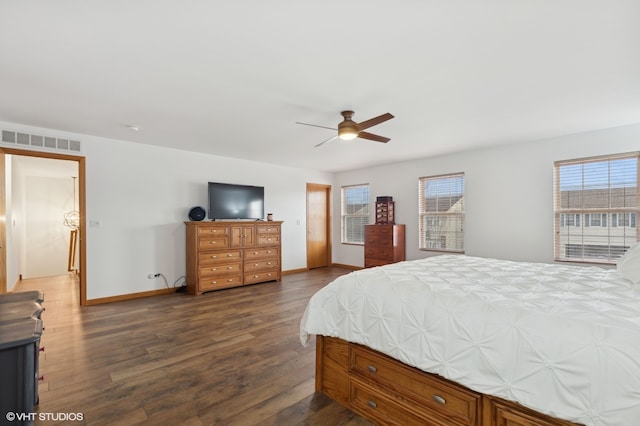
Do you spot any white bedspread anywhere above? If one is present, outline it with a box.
[300,255,640,426]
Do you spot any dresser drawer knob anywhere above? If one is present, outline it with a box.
[367,365,377,373]
[432,394,446,405]
[227,253,233,257]
[367,400,377,409]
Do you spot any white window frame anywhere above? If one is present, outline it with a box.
[341,184,370,244]
[418,172,465,252]
[554,152,639,263]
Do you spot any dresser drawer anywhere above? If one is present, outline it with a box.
[198,237,229,250]
[365,247,393,259]
[244,247,279,260]
[365,225,393,240]
[364,258,391,268]
[199,262,242,277]
[199,275,242,291]
[257,235,280,246]
[350,345,480,425]
[244,270,279,284]
[197,226,228,236]
[244,259,279,272]
[198,250,242,265]
[256,224,280,234]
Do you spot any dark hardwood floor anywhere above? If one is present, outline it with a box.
[14,268,373,425]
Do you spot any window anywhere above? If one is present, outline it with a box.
[341,184,369,244]
[418,172,464,252]
[554,152,639,263]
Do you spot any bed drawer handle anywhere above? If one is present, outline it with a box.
[367,400,377,409]
[367,365,377,373]
[432,394,446,405]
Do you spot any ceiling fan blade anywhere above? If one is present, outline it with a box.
[314,135,338,148]
[358,131,390,143]
[295,122,337,131]
[356,113,394,131]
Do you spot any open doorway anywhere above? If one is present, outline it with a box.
[0,147,86,305]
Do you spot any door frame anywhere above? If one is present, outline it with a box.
[306,183,332,269]
[0,147,87,305]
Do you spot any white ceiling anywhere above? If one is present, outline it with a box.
[1,1,639,173]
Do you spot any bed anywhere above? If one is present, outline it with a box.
[300,254,640,426]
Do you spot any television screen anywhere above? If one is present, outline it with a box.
[208,182,264,220]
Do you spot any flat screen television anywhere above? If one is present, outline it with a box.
[208,182,265,220]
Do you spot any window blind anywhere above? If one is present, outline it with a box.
[418,173,464,252]
[342,184,369,244]
[554,152,639,263]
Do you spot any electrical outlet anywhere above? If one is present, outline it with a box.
[147,273,160,279]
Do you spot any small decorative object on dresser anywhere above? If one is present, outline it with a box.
[375,196,394,224]
[185,221,282,295]
[364,224,405,267]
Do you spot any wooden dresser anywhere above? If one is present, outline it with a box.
[364,224,405,267]
[185,221,282,295]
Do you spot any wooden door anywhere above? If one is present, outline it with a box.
[0,151,6,293]
[306,183,331,269]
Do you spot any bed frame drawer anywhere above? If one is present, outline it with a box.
[350,344,480,426]
[318,336,582,426]
[350,377,448,425]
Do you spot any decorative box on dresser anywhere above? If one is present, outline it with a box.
[185,221,282,295]
[364,224,405,267]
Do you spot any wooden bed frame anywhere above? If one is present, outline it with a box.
[315,335,581,426]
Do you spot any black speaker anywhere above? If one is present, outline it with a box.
[188,206,206,221]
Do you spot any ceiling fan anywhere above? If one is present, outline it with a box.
[297,110,394,147]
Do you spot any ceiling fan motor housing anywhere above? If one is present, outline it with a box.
[338,111,358,139]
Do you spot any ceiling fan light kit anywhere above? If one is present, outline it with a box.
[338,128,358,141]
[298,110,394,147]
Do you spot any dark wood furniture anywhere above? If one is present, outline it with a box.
[185,221,282,295]
[364,224,405,268]
[375,197,395,224]
[0,291,44,424]
[316,335,580,426]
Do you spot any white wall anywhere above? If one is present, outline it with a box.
[1,121,333,300]
[3,120,638,299]
[332,123,640,267]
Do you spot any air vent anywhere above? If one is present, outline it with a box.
[2,130,81,153]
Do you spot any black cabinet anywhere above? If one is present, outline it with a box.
[0,291,44,425]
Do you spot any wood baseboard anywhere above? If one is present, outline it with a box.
[282,267,308,275]
[331,263,361,271]
[85,287,175,305]
[86,264,361,305]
